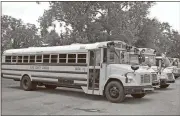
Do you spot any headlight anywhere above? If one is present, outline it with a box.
[125,73,134,83]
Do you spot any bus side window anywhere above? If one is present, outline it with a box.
[68,54,76,63]
[12,56,17,63]
[5,56,11,63]
[43,54,50,63]
[18,56,22,63]
[59,54,66,63]
[23,56,29,63]
[30,55,35,63]
[36,55,42,63]
[51,55,58,63]
[77,54,86,63]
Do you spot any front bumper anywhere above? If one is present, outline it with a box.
[152,81,159,87]
[174,73,180,77]
[160,79,175,85]
[124,85,154,94]
[166,80,175,83]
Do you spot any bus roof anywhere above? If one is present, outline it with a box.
[3,41,127,55]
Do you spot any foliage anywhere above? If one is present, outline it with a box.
[1,15,42,52]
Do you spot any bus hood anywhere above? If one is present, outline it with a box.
[108,64,151,75]
[139,66,156,73]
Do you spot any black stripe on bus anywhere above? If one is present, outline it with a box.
[2,68,88,74]
[31,75,87,81]
[2,63,87,66]
[2,73,21,76]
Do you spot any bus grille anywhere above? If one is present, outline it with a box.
[167,73,173,80]
[141,74,151,83]
[178,69,180,73]
[152,73,157,81]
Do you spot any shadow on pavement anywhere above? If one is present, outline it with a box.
[7,86,153,104]
[122,96,153,104]
[155,87,174,91]
[7,86,107,101]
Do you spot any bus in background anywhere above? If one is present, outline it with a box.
[138,48,175,88]
[168,57,180,79]
[1,41,154,103]
[128,47,160,88]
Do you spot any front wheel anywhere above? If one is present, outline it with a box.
[131,93,146,98]
[175,76,179,79]
[105,81,125,103]
[160,84,169,88]
[45,84,57,89]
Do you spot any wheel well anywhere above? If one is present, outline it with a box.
[103,78,124,95]
[21,74,30,80]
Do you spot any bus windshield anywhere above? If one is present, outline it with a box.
[143,55,156,66]
[129,54,139,65]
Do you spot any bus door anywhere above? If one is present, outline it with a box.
[88,49,101,93]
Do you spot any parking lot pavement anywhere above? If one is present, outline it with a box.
[1,78,180,115]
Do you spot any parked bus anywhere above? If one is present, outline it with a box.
[2,41,154,103]
[168,57,180,79]
[128,47,159,87]
[138,48,175,88]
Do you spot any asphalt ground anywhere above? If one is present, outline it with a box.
[1,78,180,115]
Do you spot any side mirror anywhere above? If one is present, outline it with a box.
[131,65,139,71]
[142,55,145,62]
[147,63,151,68]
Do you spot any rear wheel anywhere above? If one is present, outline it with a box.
[45,84,57,89]
[105,81,125,103]
[20,75,37,91]
[160,84,169,88]
[131,93,146,98]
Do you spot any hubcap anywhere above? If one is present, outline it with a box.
[109,86,119,98]
[23,79,29,88]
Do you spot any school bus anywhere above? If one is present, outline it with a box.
[168,57,180,79]
[2,41,154,103]
[128,47,159,87]
[138,48,175,88]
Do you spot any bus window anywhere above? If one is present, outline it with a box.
[77,54,86,63]
[5,56,11,63]
[36,55,42,63]
[68,54,76,63]
[59,54,66,63]
[30,55,35,63]
[43,54,50,63]
[23,56,29,63]
[12,56,17,63]
[51,55,58,63]
[18,56,22,63]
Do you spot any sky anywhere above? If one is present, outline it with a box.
[2,2,180,33]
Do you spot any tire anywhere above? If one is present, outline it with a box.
[105,81,125,103]
[160,84,169,88]
[20,75,37,91]
[45,84,57,89]
[175,76,179,79]
[131,93,146,98]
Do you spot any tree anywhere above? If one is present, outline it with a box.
[1,15,42,51]
[38,2,154,45]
